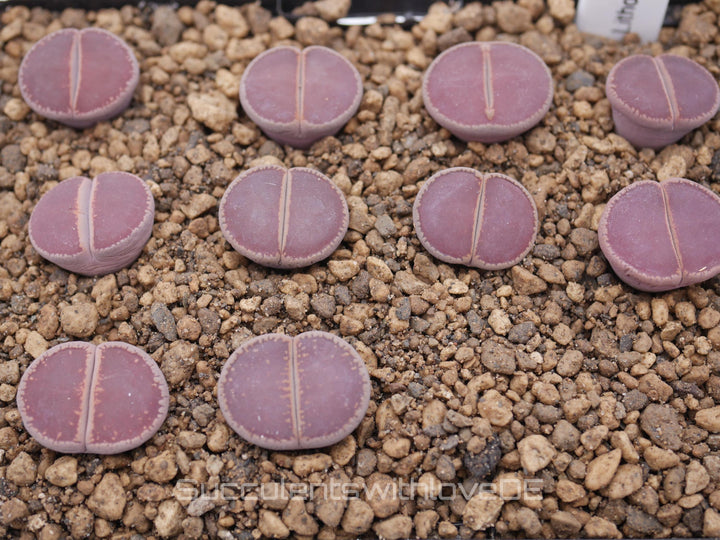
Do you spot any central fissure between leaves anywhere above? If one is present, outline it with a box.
[654,58,679,129]
[81,346,101,452]
[287,339,301,445]
[469,176,487,265]
[296,51,306,137]
[482,45,495,121]
[659,185,686,287]
[278,171,292,265]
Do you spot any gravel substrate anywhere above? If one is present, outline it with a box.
[1,0,720,538]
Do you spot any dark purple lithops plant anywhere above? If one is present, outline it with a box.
[599,178,720,292]
[19,27,139,128]
[218,331,371,451]
[422,41,553,143]
[606,54,720,149]
[239,45,363,148]
[219,165,349,269]
[413,168,538,270]
[17,341,169,454]
[29,171,154,276]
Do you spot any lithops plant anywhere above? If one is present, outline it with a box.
[422,41,553,143]
[239,45,363,148]
[29,172,154,276]
[599,178,720,291]
[17,342,169,454]
[413,168,538,270]
[606,54,720,149]
[19,27,139,128]
[219,165,349,269]
[218,331,371,451]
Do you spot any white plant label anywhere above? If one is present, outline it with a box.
[576,0,671,43]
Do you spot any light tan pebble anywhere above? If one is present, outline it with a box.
[657,155,687,181]
[674,301,696,326]
[477,389,513,427]
[695,406,720,432]
[556,478,586,502]
[414,510,439,539]
[3,98,29,121]
[537,262,566,284]
[605,463,643,499]
[566,282,585,303]
[89,156,116,176]
[6,451,36,486]
[644,446,680,470]
[187,497,215,517]
[259,509,290,538]
[87,473,126,521]
[685,461,710,495]
[1,498,29,526]
[517,434,556,474]
[144,451,178,483]
[705,508,720,537]
[611,431,639,463]
[260,483,290,510]
[373,514,414,540]
[364,473,401,518]
[282,497,319,536]
[511,266,547,295]
[177,316,202,341]
[495,1,532,33]
[44,456,78,487]
[585,449,621,490]
[383,437,411,459]
[419,2,453,32]
[341,499,374,535]
[698,307,720,329]
[155,500,185,538]
[438,521,458,538]
[295,16,329,46]
[463,493,504,531]
[23,330,48,359]
[374,171,403,196]
[444,279,468,294]
[328,260,359,281]
[269,16,294,39]
[154,281,179,304]
[548,0,575,23]
[366,256,393,282]
[330,435,356,466]
[176,431,206,450]
[187,92,237,132]
[651,298,669,327]
[580,425,609,451]
[584,516,621,539]
[292,454,332,477]
[180,193,217,220]
[416,472,442,499]
[488,309,512,335]
[60,303,99,338]
[215,4,249,36]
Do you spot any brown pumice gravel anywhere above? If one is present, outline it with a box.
[1,0,720,538]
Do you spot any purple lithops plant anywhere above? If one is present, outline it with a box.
[413,168,538,270]
[29,171,154,276]
[598,178,720,292]
[239,45,363,148]
[19,28,139,128]
[17,342,169,454]
[218,331,371,451]
[606,54,720,149]
[422,42,553,143]
[219,165,349,269]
